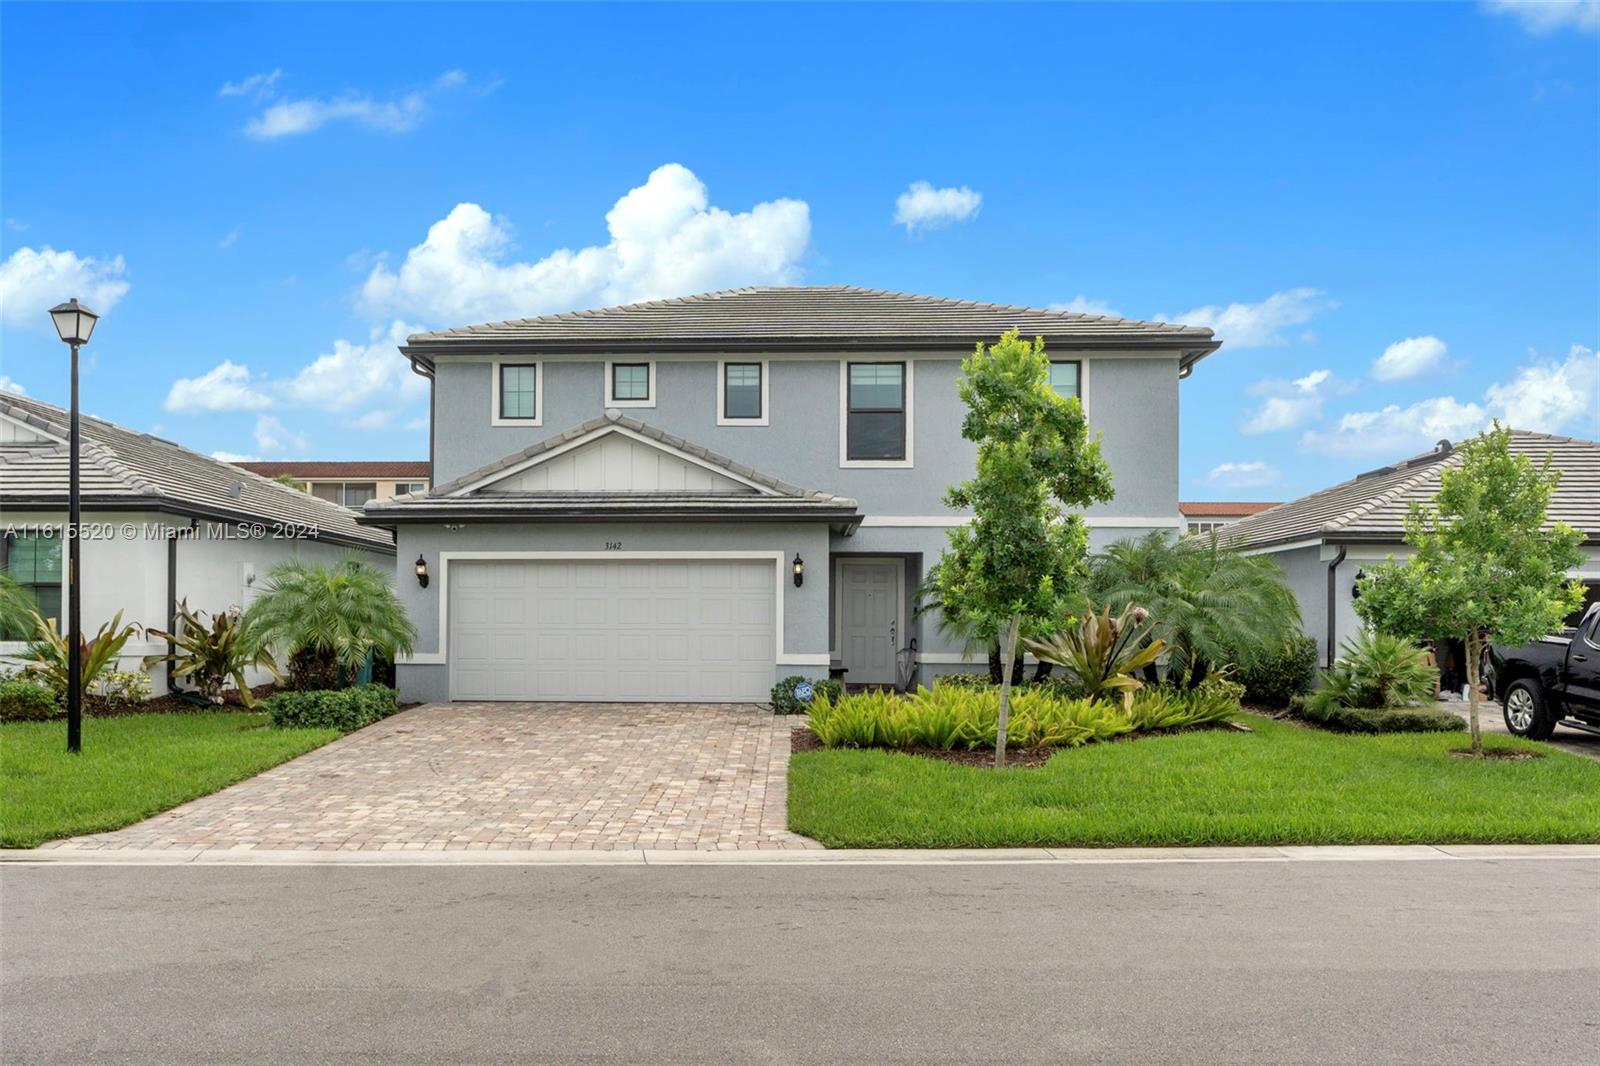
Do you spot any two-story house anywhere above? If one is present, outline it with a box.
[361,286,1220,704]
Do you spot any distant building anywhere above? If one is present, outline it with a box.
[236,462,430,509]
[1179,500,1279,536]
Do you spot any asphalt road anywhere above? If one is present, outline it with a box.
[3,859,1597,1065]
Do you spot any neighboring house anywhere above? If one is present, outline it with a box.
[1224,431,1600,682]
[1179,500,1278,535]
[362,285,1220,704]
[0,393,396,690]
[236,461,430,508]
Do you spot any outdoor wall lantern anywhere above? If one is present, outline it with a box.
[1352,568,1366,599]
[792,553,805,588]
[415,555,430,589]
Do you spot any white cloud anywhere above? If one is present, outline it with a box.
[348,410,394,430]
[219,229,240,250]
[164,360,272,413]
[253,414,307,455]
[210,451,261,464]
[1484,344,1599,430]
[1241,368,1341,434]
[282,320,428,412]
[1168,288,1335,349]
[1481,1,1599,34]
[0,375,26,395]
[1372,335,1448,381]
[219,69,282,99]
[236,70,476,140]
[359,163,810,323]
[1049,295,1123,318]
[405,415,429,432]
[1207,461,1279,488]
[893,181,982,233]
[0,246,130,328]
[1302,344,1598,456]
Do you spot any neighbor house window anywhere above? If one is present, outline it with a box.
[499,364,538,420]
[722,362,762,420]
[612,363,650,401]
[1049,360,1082,400]
[310,482,376,508]
[1,532,62,639]
[846,362,907,462]
[395,482,427,496]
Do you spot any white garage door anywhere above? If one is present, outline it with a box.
[448,559,775,702]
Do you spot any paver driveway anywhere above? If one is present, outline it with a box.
[48,703,819,852]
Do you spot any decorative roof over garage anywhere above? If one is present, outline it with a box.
[1224,431,1600,551]
[362,411,859,528]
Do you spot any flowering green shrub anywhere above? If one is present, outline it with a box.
[94,670,154,708]
[263,684,398,732]
[805,684,1235,752]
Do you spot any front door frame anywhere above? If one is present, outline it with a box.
[833,555,906,687]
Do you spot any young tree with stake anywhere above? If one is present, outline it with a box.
[933,330,1113,767]
[1354,425,1584,756]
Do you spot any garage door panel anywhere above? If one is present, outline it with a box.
[449,559,774,702]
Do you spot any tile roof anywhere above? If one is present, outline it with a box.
[1179,501,1280,518]
[238,461,430,480]
[0,393,394,551]
[364,411,858,525]
[1224,431,1600,551]
[402,285,1222,369]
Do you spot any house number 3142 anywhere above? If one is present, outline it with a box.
[604,541,623,550]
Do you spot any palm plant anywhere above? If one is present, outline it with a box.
[21,610,143,699]
[1088,531,1301,685]
[1025,604,1168,706]
[0,571,35,640]
[146,601,279,708]
[242,557,416,689]
[1308,629,1437,712]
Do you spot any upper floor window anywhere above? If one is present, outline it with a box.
[492,360,542,426]
[606,360,656,408]
[1,532,62,639]
[842,361,912,466]
[1049,360,1082,400]
[718,360,768,425]
[311,482,377,509]
[395,482,428,496]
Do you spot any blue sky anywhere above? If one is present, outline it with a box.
[2,1,1596,501]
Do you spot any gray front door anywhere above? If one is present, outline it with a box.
[837,558,902,686]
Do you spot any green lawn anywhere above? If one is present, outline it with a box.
[787,713,1600,848]
[1,713,340,848]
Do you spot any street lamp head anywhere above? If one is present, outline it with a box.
[48,298,99,346]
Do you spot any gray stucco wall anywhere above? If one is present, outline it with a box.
[430,352,1182,520]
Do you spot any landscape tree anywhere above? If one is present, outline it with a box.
[931,330,1113,767]
[1353,425,1584,755]
[242,557,417,689]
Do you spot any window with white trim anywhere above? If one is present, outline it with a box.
[1049,360,1082,400]
[723,362,762,420]
[499,364,538,420]
[846,362,907,462]
[611,363,650,402]
[1,532,62,638]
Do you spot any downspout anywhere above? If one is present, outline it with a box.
[164,518,196,695]
[1325,545,1347,668]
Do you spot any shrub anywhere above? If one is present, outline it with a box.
[931,672,995,691]
[263,683,398,732]
[94,670,153,708]
[1025,604,1167,706]
[1290,694,1465,734]
[243,558,416,688]
[1309,630,1438,713]
[0,677,58,722]
[20,610,142,699]
[1235,636,1317,708]
[805,684,1236,752]
[770,675,844,714]
[146,601,277,708]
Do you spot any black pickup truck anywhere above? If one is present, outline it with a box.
[1488,603,1600,740]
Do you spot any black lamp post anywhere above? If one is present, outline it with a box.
[48,298,99,754]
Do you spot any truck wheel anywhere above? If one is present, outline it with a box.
[1503,679,1556,740]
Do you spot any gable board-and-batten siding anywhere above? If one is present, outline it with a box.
[486,432,758,495]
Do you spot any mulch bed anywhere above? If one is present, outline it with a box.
[791,728,1067,769]
[89,683,282,717]
[1450,748,1543,761]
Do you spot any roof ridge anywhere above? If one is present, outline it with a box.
[1321,455,1459,533]
[0,394,161,496]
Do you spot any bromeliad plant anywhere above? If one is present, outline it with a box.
[1025,604,1167,707]
[20,610,143,700]
[146,601,279,708]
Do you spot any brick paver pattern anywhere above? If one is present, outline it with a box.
[47,703,820,852]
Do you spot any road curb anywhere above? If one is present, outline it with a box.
[5,843,1599,867]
